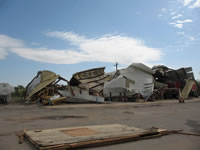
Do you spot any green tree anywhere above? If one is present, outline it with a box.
[13,85,26,97]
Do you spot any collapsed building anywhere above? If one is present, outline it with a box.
[25,68,111,104]
[0,83,15,104]
[104,63,154,100]
[62,67,112,103]
[25,71,69,105]
[151,65,199,100]
[25,63,199,105]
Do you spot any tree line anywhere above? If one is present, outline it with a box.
[11,85,26,97]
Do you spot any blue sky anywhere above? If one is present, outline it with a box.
[0,0,200,86]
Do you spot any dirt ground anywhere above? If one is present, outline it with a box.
[0,99,200,150]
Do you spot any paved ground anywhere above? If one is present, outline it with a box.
[0,99,200,150]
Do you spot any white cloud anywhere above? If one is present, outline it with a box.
[0,34,23,48]
[170,11,177,15]
[161,8,167,12]
[177,32,185,35]
[11,48,90,64]
[47,31,87,44]
[171,14,182,19]
[176,19,193,23]
[46,32,162,64]
[169,22,183,28]
[169,19,192,29]
[0,34,24,59]
[184,0,194,6]
[189,0,200,8]
[0,33,163,65]
[188,36,195,41]
[175,24,184,28]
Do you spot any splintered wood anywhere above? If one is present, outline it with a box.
[24,124,169,150]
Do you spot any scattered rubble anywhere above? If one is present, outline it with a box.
[24,63,199,105]
[25,68,110,104]
[150,65,199,101]
[66,67,112,103]
[25,70,69,105]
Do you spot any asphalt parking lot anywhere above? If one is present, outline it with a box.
[0,99,200,150]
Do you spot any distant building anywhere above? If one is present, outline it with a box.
[0,83,15,104]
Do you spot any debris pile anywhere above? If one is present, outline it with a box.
[150,65,199,101]
[104,63,154,101]
[25,68,111,104]
[65,67,112,103]
[25,63,199,105]
[25,71,69,105]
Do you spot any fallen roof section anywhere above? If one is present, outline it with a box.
[70,67,106,81]
[69,67,112,97]
[25,70,68,103]
[21,124,179,150]
[25,69,107,104]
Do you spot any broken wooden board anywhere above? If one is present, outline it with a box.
[24,124,169,150]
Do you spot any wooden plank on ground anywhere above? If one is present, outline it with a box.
[24,124,169,150]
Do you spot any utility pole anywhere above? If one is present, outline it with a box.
[114,62,119,71]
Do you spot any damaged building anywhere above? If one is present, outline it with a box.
[61,67,112,103]
[25,68,111,104]
[0,83,15,104]
[104,63,154,101]
[25,63,199,105]
[25,71,69,105]
[151,65,199,101]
